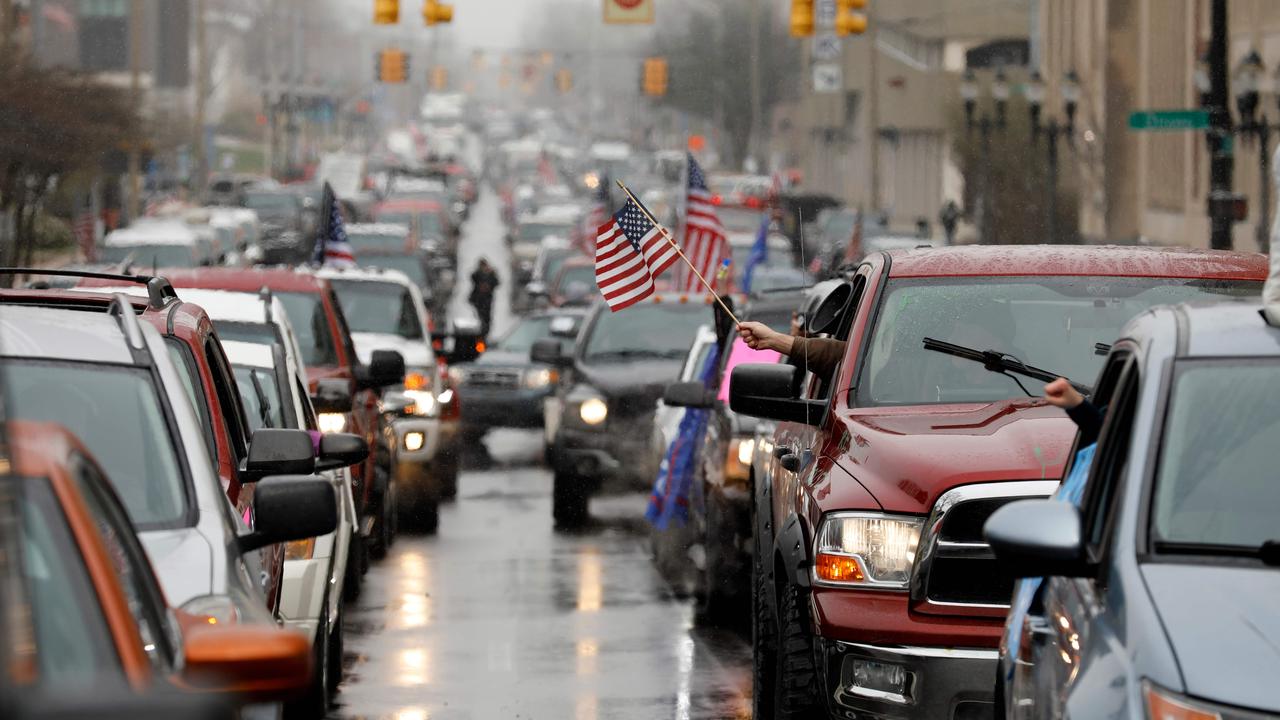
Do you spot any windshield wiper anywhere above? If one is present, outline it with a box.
[922,337,1093,397]
[587,349,667,360]
[1153,539,1280,566]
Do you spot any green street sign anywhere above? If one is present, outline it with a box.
[1127,109,1210,131]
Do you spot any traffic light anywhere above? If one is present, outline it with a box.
[790,0,814,37]
[431,65,448,90]
[375,49,409,83]
[642,56,667,97]
[423,0,453,25]
[835,0,868,35]
[374,0,398,24]
[556,68,573,94]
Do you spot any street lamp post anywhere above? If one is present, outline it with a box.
[1232,50,1279,253]
[1024,70,1078,245]
[962,68,1009,244]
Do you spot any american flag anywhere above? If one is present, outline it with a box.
[313,181,356,268]
[595,197,678,311]
[682,154,729,293]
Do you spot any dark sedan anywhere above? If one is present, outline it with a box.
[987,299,1280,720]
[451,309,586,437]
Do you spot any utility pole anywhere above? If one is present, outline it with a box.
[127,0,143,222]
[749,0,763,170]
[193,0,208,199]
[866,1,880,217]
[1208,0,1235,250]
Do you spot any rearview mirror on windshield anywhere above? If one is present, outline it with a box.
[985,499,1090,578]
[729,364,824,425]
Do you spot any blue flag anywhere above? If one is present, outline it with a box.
[645,344,720,529]
[741,213,770,294]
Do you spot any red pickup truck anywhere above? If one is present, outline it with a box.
[731,245,1266,720]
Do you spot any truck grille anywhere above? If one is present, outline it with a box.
[466,368,521,389]
[910,481,1058,615]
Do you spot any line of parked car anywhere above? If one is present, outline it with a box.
[0,257,483,718]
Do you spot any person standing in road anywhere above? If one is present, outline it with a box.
[469,257,500,336]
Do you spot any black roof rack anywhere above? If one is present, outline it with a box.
[258,286,273,324]
[0,268,177,310]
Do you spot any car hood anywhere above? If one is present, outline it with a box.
[578,358,683,415]
[830,400,1075,514]
[139,527,213,607]
[1142,564,1280,713]
[351,332,433,368]
[472,349,533,368]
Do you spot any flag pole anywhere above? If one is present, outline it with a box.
[615,180,741,325]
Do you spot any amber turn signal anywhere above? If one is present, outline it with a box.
[815,552,865,583]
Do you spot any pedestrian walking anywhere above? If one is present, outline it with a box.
[469,257,500,336]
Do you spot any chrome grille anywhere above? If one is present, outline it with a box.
[466,368,521,389]
[910,480,1057,615]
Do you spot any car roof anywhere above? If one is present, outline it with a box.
[346,223,410,236]
[0,296,148,363]
[103,220,200,246]
[1178,301,1280,358]
[316,265,414,287]
[881,244,1267,280]
[147,266,328,293]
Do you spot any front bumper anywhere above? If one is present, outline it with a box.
[552,424,659,488]
[391,416,444,464]
[818,639,998,720]
[460,386,548,428]
[279,554,333,638]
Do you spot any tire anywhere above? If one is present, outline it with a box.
[369,470,392,560]
[438,456,459,501]
[696,491,732,626]
[552,471,588,529]
[283,596,329,718]
[751,548,778,720]
[774,580,822,719]
[343,536,363,601]
[327,598,344,696]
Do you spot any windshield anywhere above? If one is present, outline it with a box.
[519,221,573,243]
[860,276,1261,405]
[277,291,339,367]
[539,249,574,282]
[495,316,554,353]
[348,232,407,252]
[100,244,196,267]
[1152,361,1280,550]
[234,365,285,431]
[367,255,429,289]
[5,362,189,528]
[331,279,423,339]
[243,192,296,212]
[554,265,597,295]
[214,321,276,348]
[583,303,709,362]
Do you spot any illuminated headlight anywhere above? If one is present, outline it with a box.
[724,438,755,485]
[578,397,608,425]
[404,431,425,452]
[813,513,922,588]
[405,390,436,416]
[181,595,239,626]
[523,368,557,389]
[736,438,756,465]
[318,412,347,434]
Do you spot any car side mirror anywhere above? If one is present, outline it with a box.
[238,475,337,553]
[729,364,824,425]
[526,280,548,298]
[531,338,571,367]
[985,500,1090,578]
[310,378,352,414]
[356,349,406,391]
[663,381,715,409]
[181,624,311,701]
[316,432,368,471]
[242,428,315,483]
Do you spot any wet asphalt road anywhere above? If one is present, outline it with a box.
[328,181,753,719]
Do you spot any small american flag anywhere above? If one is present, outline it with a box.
[313,181,356,268]
[595,197,678,311]
[682,154,729,293]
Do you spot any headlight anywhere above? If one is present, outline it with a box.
[724,438,755,485]
[579,397,608,425]
[813,513,922,588]
[318,412,347,434]
[737,438,756,465]
[285,537,316,560]
[181,595,239,625]
[1144,681,1227,720]
[523,367,557,389]
[405,390,436,416]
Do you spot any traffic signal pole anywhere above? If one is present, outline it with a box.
[1208,0,1234,250]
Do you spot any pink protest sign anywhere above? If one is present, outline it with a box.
[718,338,781,402]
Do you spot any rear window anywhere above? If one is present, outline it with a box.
[277,291,339,367]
